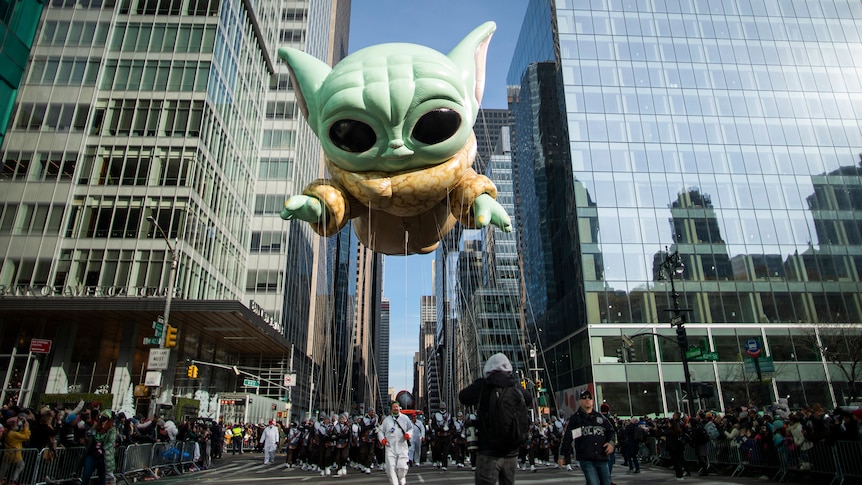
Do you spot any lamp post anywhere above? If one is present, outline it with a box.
[660,247,696,415]
[147,216,177,345]
[147,215,179,415]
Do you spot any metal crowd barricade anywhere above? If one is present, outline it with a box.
[29,446,86,485]
[778,440,841,484]
[116,443,157,485]
[0,448,40,485]
[149,441,182,476]
[734,439,782,478]
[834,440,862,485]
[632,435,858,484]
[706,438,743,476]
[179,441,197,470]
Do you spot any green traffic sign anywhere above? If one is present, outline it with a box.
[685,347,702,359]
[142,337,160,345]
[690,351,719,362]
[243,378,259,387]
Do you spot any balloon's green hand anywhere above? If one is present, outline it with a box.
[280,195,323,223]
[473,193,512,232]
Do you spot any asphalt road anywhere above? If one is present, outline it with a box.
[147,452,796,485]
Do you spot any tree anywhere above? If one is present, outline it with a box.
[810,325,862,404]
[118,383,136,418]
[195,390,211,416]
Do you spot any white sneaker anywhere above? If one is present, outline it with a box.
[441,467,447,471]
[566,464,572,471]
[320,470,325,477]
[365,467,371,474]
[530,465,536,472]
[457,463,464,468]
[325,468,331,476]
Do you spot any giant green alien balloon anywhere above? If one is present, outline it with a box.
[277,21,511,255]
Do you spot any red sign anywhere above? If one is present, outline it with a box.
[30,339,52,354]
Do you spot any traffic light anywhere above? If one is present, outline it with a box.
[616,347,626,363]
[675,324,687,349]
[165,324,178,348]
[535,378,542,390]
[520,379,527,389]
[627,347,637,362]
[187,364,198,378]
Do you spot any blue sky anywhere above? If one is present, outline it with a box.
[348,1,528,393]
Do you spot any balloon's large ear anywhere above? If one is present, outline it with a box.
[447,21,495,110]
[276,47,332,127]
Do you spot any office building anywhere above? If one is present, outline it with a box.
[0,0,362,418]
[509,0,862,415]
[0,0,46,150]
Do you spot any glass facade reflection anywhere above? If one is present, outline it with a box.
[509,0,862,415]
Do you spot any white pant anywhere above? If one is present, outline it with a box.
[263,447,276,464]
[385,451,408,485]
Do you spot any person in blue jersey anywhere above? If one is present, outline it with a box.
[558,389,616,485]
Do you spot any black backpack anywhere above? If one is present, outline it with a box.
[480,384,530,453]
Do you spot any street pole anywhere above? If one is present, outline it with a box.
[147,216,179,418]
[661,248,696,416]
[288,344,294,420]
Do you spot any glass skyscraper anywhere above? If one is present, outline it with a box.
[509,0,862,416]
[0,0,46,150]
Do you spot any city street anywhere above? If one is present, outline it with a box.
[154,453,786,485]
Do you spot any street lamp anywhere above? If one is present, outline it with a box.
[147,215,177,345]
[147,215,179,417]
[659,247,696,415]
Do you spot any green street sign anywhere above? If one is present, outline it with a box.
[243,378,259,387]
[685,347,702,359]
[691,351,719,362]
[142,337,160,345]
[744,356,775,374]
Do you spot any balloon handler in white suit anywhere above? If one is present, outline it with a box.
[379,402,413,485]
[259,420,280,465]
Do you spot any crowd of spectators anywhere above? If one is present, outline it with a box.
[603,400,862,478]
[2,399,860,483]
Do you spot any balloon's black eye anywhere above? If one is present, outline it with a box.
[412,108,461,145]
[329,120,376,153]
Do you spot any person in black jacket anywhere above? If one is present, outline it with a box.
[458,352,532,485]
[558,389,615,485]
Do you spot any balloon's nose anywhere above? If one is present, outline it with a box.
[382,139,413,159]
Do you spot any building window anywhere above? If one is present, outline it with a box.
[250,231,286,253]
[258,157,293,179]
